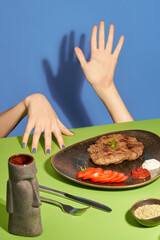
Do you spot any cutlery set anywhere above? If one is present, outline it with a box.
[39,184,112,215]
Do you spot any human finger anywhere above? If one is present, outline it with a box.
[53,128,65,149]
[44,130,52,155]
[98,21,105,49]
[74,47,87,68]
[106,24,114,52]
[58,120,74,136]
[91,24,97,52]
[31,126,42,153]
[22,121,34,148]
[113,35,124,59]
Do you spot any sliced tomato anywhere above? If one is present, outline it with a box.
[99,171,119,183]
[76,167,95,178]
[104,171,120,183]
[82,168,104,180]
[77,167,128,184]
[91,170,113,182]
[108,173,125,183]
[117,175,128,182]
[103,170,113,175]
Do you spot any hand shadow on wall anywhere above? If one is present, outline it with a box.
[42,32,92,128]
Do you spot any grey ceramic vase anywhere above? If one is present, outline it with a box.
[6,154,43,237]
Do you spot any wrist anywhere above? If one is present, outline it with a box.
[24,95,31,108]
[21,97,28,116]
[95,83,133,123]
[93,82,116,100]
[24,93,46,108]
[23,94,36,115]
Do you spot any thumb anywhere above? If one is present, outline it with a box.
[113,35,124,59]
[74,47,87,68]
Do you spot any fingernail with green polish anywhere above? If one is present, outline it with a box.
[22,143,25,148]
[46,149,50,154]
[62,145,65,149]
[32,148,36,154]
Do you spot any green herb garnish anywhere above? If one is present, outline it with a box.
[76,162,88,171]
[103,139,117,149]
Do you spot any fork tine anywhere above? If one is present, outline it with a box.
[62,204,89,216]
[72,207,90,216]
[40,196,89,215]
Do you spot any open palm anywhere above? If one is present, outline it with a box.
[75,21,124,90]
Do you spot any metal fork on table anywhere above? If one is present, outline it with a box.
[40,196,89,216]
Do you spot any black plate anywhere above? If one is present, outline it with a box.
[51,130,160,189]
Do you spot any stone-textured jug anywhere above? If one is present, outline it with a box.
[6,154,42,237]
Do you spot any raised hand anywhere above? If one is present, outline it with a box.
[75,21,133,123]
[75,21,124,91]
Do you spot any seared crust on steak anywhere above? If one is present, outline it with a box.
[87,134,144,165]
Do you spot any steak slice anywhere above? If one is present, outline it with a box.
[87,134,144,166]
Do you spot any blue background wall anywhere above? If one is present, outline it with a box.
[0,0,160,137]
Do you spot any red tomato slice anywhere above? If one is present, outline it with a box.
[91,170,113,182]
[82,168,104,180]
[99,171,119,183]
[105,171,120,183]
[108,173,125,183]
[117,175,128,182]
[103,170,113,175]
[76,167,95,178]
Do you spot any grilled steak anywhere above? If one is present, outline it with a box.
[87,134,144,165]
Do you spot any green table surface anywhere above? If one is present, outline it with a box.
[1,119,160,240]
